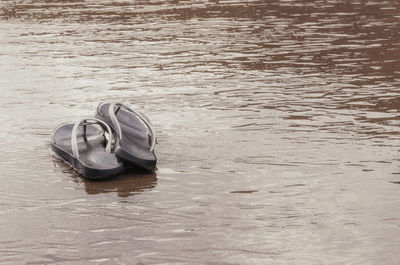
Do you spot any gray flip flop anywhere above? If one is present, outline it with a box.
[51,118,125,179]
[95,102,157,171]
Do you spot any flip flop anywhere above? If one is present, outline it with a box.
[95,102,157,171]
[51,118,125,179]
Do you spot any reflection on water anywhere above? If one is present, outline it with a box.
[1,0,400,264]
[81,173,157,197]
[53,158,157,197]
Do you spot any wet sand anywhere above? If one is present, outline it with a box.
[1,0,400,264]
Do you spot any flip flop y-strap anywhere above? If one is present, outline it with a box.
[108,102,156,152]
[71,118,113,159]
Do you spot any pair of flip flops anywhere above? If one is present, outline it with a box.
[51,102,157,180]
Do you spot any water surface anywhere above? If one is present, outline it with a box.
[1,0,400,264]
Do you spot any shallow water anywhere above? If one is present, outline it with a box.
[1,0,400,264]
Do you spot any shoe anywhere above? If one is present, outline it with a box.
[95,102,157,171]
[51,118,125,179]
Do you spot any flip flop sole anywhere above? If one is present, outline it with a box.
[52,144,125,179]
[115,146,157,171]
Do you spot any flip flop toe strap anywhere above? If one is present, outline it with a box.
[71,118,113,159]
[108,102,156,152]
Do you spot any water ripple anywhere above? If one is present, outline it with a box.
[1,0,400,264]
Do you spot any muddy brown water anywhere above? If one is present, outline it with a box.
[1,0,400,264]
